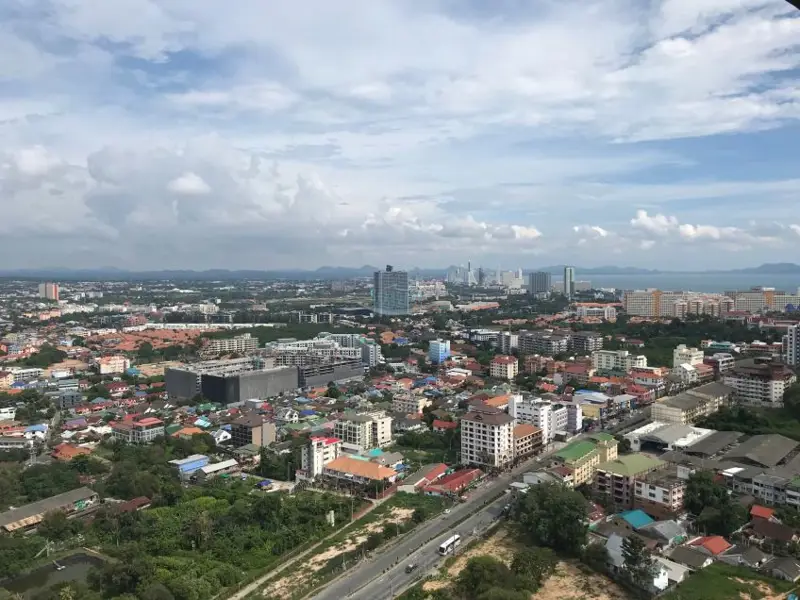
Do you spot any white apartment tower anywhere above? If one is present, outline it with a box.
[461,407,515,469]
[673,344,704,369]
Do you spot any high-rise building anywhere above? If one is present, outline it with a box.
[428,339,451,364]
[563,267,575,298]
[461,406,515,469]
[528,271,552,294]
[784,325,800,367]
[373,266,410,316]
[38,282,59,301]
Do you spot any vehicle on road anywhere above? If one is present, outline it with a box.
[405,563,418,574]
[438,533,461,555]
[444,508,451,514]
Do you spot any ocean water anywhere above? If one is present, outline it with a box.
[576,273,800,293]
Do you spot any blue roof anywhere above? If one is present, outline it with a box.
[126,368,141,375]
[11,382,27,388]
[295,397,311,404]
[618,509,654,530]
[26,424,47,432]
[367,448,384,457]
[300,409,316,416]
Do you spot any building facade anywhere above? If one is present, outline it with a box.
[490,356,519,380]
[373,266,410,316]
[592,350,647,372]
[300,436,342,478]
[230,414,277,447]
[563,266,575,298]
[723,362,797,408]
[673,345,704,368]
[461,407,515,469]
[529,272,552,294]
[429,339,451,364]
[594,454,666,510]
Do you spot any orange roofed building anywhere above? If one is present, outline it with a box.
[322,456,398,484]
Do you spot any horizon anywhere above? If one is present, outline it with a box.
[2,2,799,270]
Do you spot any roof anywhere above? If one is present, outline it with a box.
[618,509,655,530]
[588,432,615,442]
[690,535,732,556]
[554,440,598,463]
[0,487,96,531]
[424,468,482,493]
[168,454,209,466]
[724,434,799,467]
[683,430,744,457]
[668,546,712,569]
[765,557,800,579]
[751,505,775,520]
[172,426,203,438]
[462,409,513,426]
[432,419,458,429]
[136,417,163,427]
[598,453,665,477]
[491,355,517,364]
[752,518,797,543]
[513,424,542,439]
[324,456,397,481]
[200,458,239,475]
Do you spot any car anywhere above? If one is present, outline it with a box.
[444,509,451,514]
[405,563,418,574]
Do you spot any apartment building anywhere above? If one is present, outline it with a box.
[202,333,259,356]
[591,350,647,372]
[230,413,277,448]
[391,394,432,415]
[428,339,451,364]
[0,371,13,390]
[111,417,165,444]
[634,467,688,519]
[703,353,736,378]
[650,382,733,424]
[300,436,342,478]
[673,345,704,368]
[722,360,797,408]
[571,332,604,354]
[334,411,393,451]
[518,331,570,356]
[497,332,519,355]
[513,424,544,460]
[38,282,59,301]
[373,266,410,316]
[461,407,515,469]
[94,355,131,375]
[509,396,568,442]
[575,305,617,320]
[783,324,800,367]
[490,356,519,381]
[594,454,666,510]
[551,440,600,487]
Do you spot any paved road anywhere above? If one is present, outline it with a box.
[309,441,576,600]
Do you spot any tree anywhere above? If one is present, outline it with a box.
[510,547,557,590]
[38,510,72,541]
[325,382,341,399]
[514,482,588,556]
[582,542,610,572]
[615,435,632,454]
[621,535,656,588]
[455,556,514,600]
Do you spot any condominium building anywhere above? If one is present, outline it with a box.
[673,344,704,369]
[461,407,515,469]
[783,324,800,367]
[575,305,617,320]
[318,333,384,368]
[202,333,259,356]
[111,417,165,444]
[592,350,647,372]
[428,339,451,364]
[94,355,131,375]
[391,394,432,415]
[497,332,519,355]
[300,436,342,478]
[634,467,687,519]
[722,360,797,408]
[518,331,570,356]
[564,266,575,298]
[373,265,410,316]
[594,454,666,510]
[650,382,733,424]
[38,282,59,301]
[571,332,605,354]
[528,271,552,295]
[333,411,393,451]
[703,353,736,378]
[230,413,277,448]
[490,355,519,380]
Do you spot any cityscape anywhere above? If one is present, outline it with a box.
[2,2,800,600]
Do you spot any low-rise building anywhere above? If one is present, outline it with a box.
[634,467,688,519]
[594,454,666,510]
[300,436,342,478]
[169,454,210,480]
[322,455,397,485]
[230,413,276,448]
[591,350,647,372]
[0,487,98,533]
[490,355,519,381]
[723,360,797,408]
[650,382,733,424]
[111,417,165,444]
[391,394,432,415]
[334,411,393,451]
[513,424,543,461]
[94,355,131,375]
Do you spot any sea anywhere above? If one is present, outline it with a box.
[576,273,800,293]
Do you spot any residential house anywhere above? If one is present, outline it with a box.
[667,546,714,570]
[764,557,800,582]
[689,535,733,557]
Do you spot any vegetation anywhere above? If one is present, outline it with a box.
[621,535,656,588]
[0,461,100,512]
[393,428,461,465]
[9,343,67,368]
[661,562,792,600]
[696,404,800,443]
[684,471,747,536]
[513,482,588,556]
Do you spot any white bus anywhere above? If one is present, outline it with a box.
[438,533,461,555]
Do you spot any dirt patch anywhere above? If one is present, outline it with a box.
[423,528,515,592]
[533,562,631,600]
[732,578,788,600]
[262,507,417,599]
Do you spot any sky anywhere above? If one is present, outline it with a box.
[1,0,799,271]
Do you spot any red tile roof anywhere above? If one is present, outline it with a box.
[432,419,458,430]
[690,535,731,556]
[751,505,775,521]
[491,355,517,364]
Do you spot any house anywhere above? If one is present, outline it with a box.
[689,535,732,556]
[397,463,449,494]
[605,533,670,592]
[718,544,771,569]
[764,556,800,582]
[654,557,691,585]
[432,419,458,432]
[749,518,799,545]
[667,546,714,570]
[750,505,776,521]
[613,509,655,531]
[51,443,92,461]
[637,520,687,549]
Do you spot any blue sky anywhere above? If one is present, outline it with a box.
[1,0,799,270]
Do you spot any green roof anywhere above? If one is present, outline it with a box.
[597,453,664,476]
[554,440,599,463]
[589,432,615,442]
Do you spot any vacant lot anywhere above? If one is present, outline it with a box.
[661,563,794,600]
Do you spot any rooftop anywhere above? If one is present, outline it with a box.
[618,509,654,530]
[0,487,97,531]
[683,430,745,457]
[463,409,514,426]
[554,440,598,463]
[514,424,542,439]
[324,456,397,481]
[598,453,665,477]
[723,434,799,468]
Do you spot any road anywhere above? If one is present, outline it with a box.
[309,441,573,600]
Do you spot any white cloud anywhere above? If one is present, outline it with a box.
[167,172,212,195]
[630,210,679,235]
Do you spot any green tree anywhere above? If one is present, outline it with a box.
[621,535,656,588]
[514,482,588,556]
[510,547,557,590]
[38,510,72,541]
[455,556,514,600]
[326,382,341,399]
[582,542,610,572]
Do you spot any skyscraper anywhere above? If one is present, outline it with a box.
[528,272,552,295]
[563,266,575,298]
[373,266,410,316]
[38,282,59,301]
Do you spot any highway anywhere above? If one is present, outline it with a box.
[309,444,569,600]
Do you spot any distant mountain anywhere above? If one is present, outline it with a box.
[2,262,799,281]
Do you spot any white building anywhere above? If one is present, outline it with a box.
[94,355,131,375]
[591,350,647,372]
[333,411,393,451]
[673,344,704,369]
[461,407,515,469]
[673,363,699,386]
[490,356,519,380]
[576,305,617,320]
[301,436,342,478]
[723,362,797,408]
[783,324,800,367]
[391,394,432,415]
[203,333,259,355]
[497,332,519,354]
[509,396,567,442]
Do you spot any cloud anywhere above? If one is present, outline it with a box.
[167,172,212,195]
[630,210,679,235]
[573,225,610,238]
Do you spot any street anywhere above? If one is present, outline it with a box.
[307,439,576,600]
